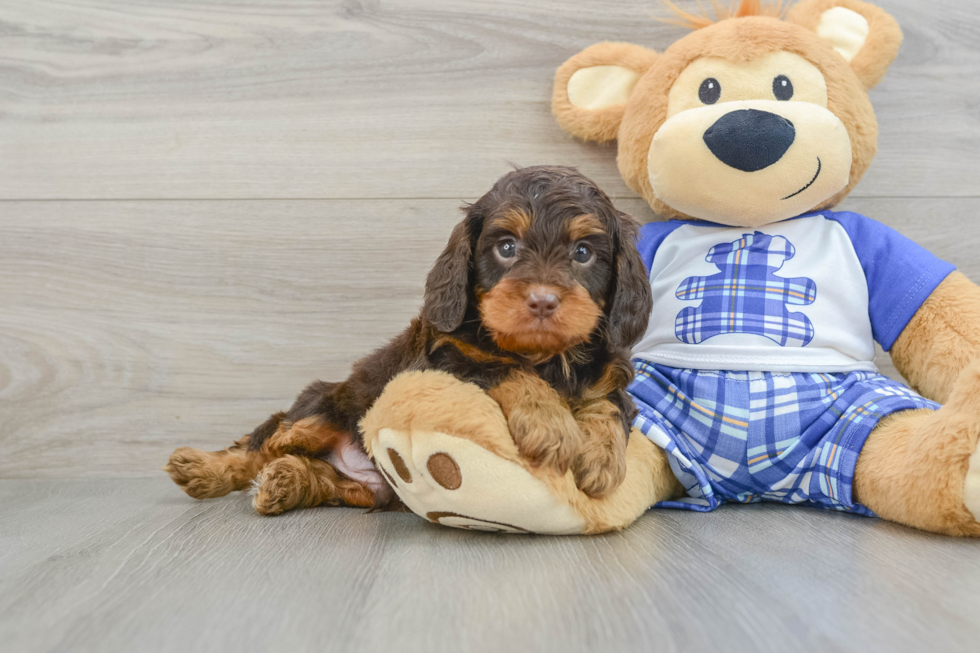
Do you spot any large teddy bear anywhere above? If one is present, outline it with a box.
[359,0,980,536]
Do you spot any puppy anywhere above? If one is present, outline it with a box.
[165,166,653,515]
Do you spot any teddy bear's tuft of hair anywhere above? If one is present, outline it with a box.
[660,0,791,30]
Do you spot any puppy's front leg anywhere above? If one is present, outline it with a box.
[487,370,583,474]
[570,399,628,498]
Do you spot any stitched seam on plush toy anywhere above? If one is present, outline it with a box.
[637,350,876,366]
[881,263,946,351]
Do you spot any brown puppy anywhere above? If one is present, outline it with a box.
[165,166,653,515]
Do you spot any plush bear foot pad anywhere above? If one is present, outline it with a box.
[360,370,672,535]
[373,427,586,533]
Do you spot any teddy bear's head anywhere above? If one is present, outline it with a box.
[552,0,902,227]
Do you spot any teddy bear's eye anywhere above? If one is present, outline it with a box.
[773,75,794,101]
[699,78,721,105]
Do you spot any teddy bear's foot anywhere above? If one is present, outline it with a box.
[372,425,587,533]
[856,360,980,537]
[360,370,683,534]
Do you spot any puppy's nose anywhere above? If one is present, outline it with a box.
[703,109,795,172]
[526,289,560,319]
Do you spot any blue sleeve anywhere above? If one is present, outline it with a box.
[637,220,685,273]
[824,211,955,351]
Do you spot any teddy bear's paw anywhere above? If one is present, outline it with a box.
[164,447,235,499]
[372,427,586,534]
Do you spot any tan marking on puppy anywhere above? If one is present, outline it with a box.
[252,455,376,516]
[492,209,533,238]
[164,436,273,500]
[543,427,686,534]
[480,280,601,357]
[567,214,605,241]
[581,361,633,403]
[429,335,518,365]
[266,417,344,457]
[571,399,628,498]
[165,418,344,501]
[487,369,584,475]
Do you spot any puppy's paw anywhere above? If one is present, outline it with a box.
[572,439,627,499]
[164,447,234,499]
[509,406,583,475]
[251,456,311,516]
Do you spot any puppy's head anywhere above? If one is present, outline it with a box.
[423,166,652,358]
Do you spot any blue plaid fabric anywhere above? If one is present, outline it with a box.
[629,361,940,514]
[674,231,818,347]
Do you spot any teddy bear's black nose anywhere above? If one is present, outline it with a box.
[703,109,795,172]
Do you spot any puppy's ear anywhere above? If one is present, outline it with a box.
[606,212,652,350]
[423,205,483,332]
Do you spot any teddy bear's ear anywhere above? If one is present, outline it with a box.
[552,42,659,143]
[787,0,902,89]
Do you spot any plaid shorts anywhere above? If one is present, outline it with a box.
[629,361,939,515]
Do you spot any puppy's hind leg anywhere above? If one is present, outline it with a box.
[253,421,392,515]
[164,413,283,499]
[252,455,377,516]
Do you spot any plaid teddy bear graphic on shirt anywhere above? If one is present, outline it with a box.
[674,232,817,347]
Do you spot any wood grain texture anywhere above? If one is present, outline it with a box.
[1,197,977,478]
[1,1,979,649]
[1,479,978,653]
[0,0,978,200]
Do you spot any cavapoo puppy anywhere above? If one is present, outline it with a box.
[166,166,653,514]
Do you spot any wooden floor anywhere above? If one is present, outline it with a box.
[3,479,980,653]
[1,1,978,651]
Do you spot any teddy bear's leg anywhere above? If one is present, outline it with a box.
[854,361,980,537]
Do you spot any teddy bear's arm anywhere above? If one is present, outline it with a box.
[890,272,980,403]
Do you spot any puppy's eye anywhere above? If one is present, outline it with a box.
[699,78,721,104]
[495,238,517,261]
[573,243,595,265]
[773,75,793,101]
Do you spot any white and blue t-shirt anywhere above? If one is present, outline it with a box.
[632,210,955,373]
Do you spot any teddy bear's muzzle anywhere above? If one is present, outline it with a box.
[703,108,796,172]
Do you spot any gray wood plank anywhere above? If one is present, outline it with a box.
[0,0,977,200]
[0,197,977,478]
[1,479,978,653]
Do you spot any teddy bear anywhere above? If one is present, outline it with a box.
[363,0,980,536]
